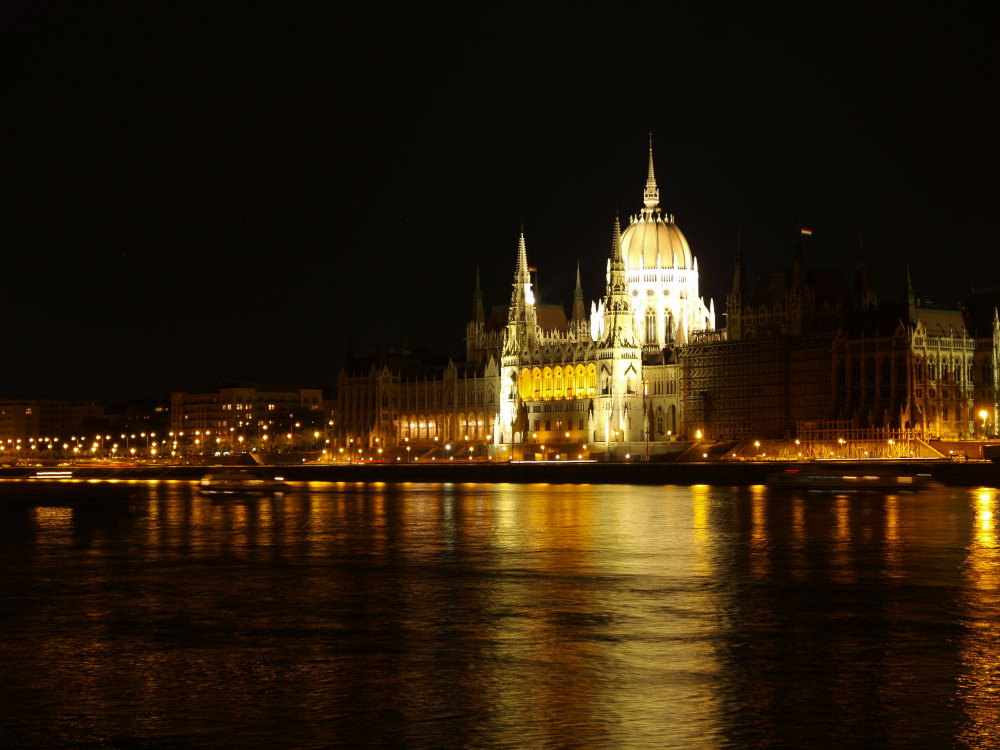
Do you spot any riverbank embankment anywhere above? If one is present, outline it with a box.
[2,460,999,487]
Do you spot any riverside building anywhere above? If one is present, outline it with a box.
[335,143,715,460]
[336,140,1000,459]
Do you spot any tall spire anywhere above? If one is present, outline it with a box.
[730,226,746,299]
[604,215,628,302]
[853,230,876,311]
[472,265,484,323]
[516,229,531,287]
[613,216,624,264]
[905,265,917,321]
[504,230,537,355]
[601,216,637,347]
[642,132,660,213]
[572,260,586,322]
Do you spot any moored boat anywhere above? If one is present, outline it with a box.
[766,466,940,491]
[198,472,289,496]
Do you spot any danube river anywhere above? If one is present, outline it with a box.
[1,480,998,748]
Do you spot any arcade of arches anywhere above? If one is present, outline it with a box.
[518,364,598,401]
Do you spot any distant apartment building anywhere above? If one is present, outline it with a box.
[0,398,105,443]
[170,384,328,449]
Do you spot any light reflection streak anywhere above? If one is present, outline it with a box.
[790,496,806,578]
[474,483,722,747]
[749,485,768,578]
[883,494,902,578]
[31,505,73,534]
[831,495,854,584]
[691,483,711,577]
[958,487,1000,748]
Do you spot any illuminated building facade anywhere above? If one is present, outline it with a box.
[682,245,1000,441]
[336,349,498,460]
[170,384,326,449]
[832,282,999,441]
[0,397,104,449]
[337,139,1000,453]
[337,143,716,459]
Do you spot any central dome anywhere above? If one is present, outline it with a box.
[621,213,693,270]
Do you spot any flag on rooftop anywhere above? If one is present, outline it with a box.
[800,228,813,237]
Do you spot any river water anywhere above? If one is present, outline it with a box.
[0,480,998,748]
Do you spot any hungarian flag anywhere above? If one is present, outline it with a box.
[800,228,813,237]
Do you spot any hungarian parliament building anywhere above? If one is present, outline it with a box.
[336,143,1000,459]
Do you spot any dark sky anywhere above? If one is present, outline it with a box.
[3,4,997,402]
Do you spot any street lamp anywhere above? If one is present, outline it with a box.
[980,409,989,437]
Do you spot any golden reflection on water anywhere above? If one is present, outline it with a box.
[958,487,1000,749]
[690,483,711,577]
[411,482,723,748]
[16,479,1000,747]
[882,494,902,577]
[831,495,854,584]
[749,484,768,578]
[790,496,806,579]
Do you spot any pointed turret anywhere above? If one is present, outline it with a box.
[509,230,535,308]
[905,265,918,321]
[642,132,660,216]
[472,265,484,324]
[504,230,538,355]
[725,228,748,341]
[572,261,586,322]
[729,229,747,299]
[600,217,637,348]
[609,217,627,295]
[788,231,813,335]
[853,232,877,312]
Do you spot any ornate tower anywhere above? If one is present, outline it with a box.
[503,231,538,356]
[571,261,588,335]
[593,217,643,446]
[600,218,638,349]
[726,232,747,341]
[617,136,715,351]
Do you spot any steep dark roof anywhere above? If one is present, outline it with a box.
[749,267,850,306]
[536,304,568,332]
[965,290,1000,336]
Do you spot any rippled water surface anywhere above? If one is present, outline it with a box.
[1,480,998,748]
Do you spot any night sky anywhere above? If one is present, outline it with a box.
[3,4,997,402]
